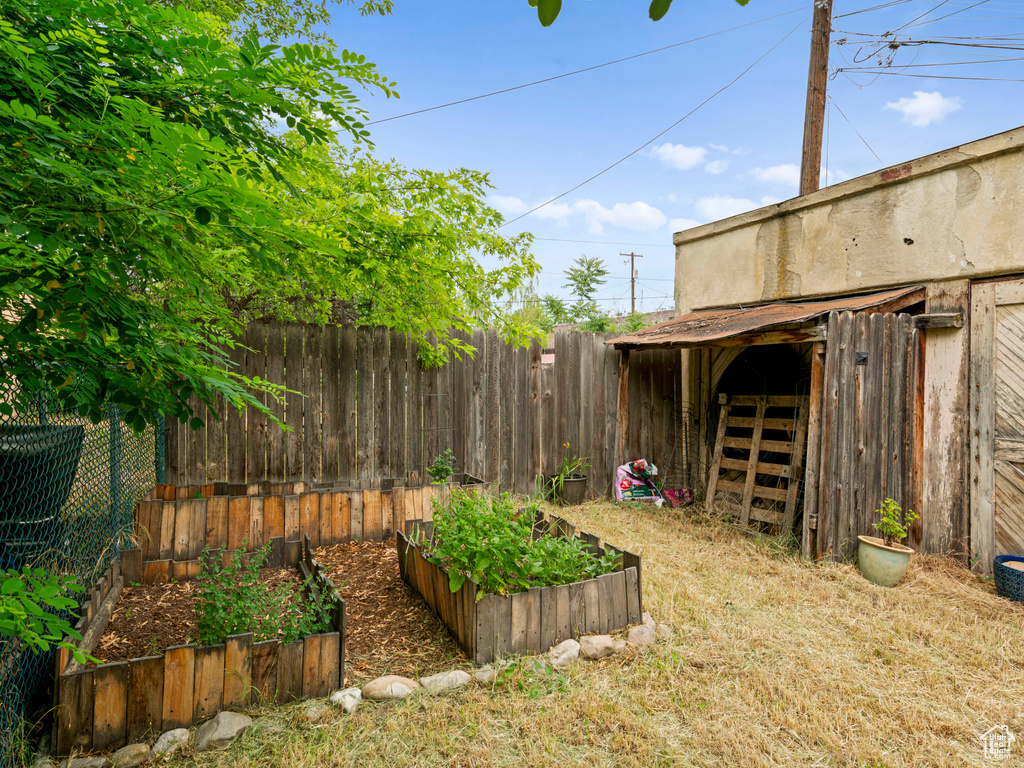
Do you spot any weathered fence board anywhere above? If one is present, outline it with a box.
[165,325,683,500]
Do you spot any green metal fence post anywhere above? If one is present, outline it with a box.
[109,406,124,530]
[155,412,165,485]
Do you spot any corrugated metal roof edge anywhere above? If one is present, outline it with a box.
[610,286,924,348]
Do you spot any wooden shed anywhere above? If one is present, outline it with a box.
[615,126,1024,571]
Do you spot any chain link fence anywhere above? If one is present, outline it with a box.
[0,383,160,767]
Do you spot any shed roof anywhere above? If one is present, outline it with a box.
[610,286,924,349]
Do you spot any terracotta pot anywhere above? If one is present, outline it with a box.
[857,535,913,587]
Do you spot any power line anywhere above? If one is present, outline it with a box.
[499,16,809,229]
[827,95,883,163]
[837,69,1024,79]
[365,7,806,126]
[533,237,673,247]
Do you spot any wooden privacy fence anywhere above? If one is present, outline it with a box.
[56,538,344,755]
[166,325,684,499]
[809,311,923,560]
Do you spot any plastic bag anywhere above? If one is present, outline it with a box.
[615,459,662,504]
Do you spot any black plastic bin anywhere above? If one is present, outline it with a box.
[0,424,85,569]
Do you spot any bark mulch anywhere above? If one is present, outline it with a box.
[91,567,302,665]
[314,539,468,685]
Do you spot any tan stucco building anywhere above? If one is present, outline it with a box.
[615,125,1024,570]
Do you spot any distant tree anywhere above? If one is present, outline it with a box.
[563,255,608,305]
[528,0,750,27]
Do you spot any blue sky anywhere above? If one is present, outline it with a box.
[331,1,1024,312]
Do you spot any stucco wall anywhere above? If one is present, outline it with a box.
[673,127,1024,313]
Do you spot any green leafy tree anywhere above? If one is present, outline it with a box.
[529,0,751,26]
[563,255,613,331]
[165,0,393,46]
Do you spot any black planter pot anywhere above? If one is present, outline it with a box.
[0,424,85,568]
[549,474,588,506]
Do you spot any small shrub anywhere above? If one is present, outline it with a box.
[427,448,458,484]
[873,498,919,547]
[420,490,616,596]
[193,544,332,646]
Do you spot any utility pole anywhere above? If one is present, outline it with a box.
[621,252,643,314]
[799,0,834,196]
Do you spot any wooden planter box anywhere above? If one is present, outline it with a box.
[135,479,483,575]
[55,537,344,756]
[396,511,642,665]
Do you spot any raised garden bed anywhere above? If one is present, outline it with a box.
[397,510,643,665]
[55,536,344,756]
[135,479,478,578]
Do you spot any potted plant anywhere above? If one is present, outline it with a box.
[548,443,590,506]
[427,449,458,485]
[857,498,919,587]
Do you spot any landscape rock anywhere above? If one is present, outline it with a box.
[579,634,626,660]
[628,624,657,647]
[420,670,472,693]
[194,711,253,752]
[300,700,331,722]
[152,728,190,758]
[31,756,58,768]
[108,743,151,768]
[548,639,580,669]
[59,759,108,768]
[361,675,420,700]
[329,687,362,714]
[657,623,675,641]
[642,612,656,628]
[474,666,497,684]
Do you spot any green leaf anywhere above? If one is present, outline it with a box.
[195,206,212,226]
[1,578,25,595]
[448,572,465,593]
[649,0,673,21]
[537,0,561,26]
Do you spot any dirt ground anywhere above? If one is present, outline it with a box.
[313,539,468,685]
[93,567,302,664]
[161,500,1024,768]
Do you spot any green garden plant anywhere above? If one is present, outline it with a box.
[548,442,590,503]
[193,544,332,646]
[873,498,920,547]
[0,568,90,662]
[427,449,458,484]
[420,490,615,596]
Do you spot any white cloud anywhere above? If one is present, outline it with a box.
[670,217,702,232]
[752,163,800,188]
[491,194,527,214]
[695,195,759,221]
[704,159,730,175]
[574,199,667,234]
[885,91,963,127]
[491,195,572,224]
[709,143,730,153]
[649,142,708,170]
[760,195,782,207]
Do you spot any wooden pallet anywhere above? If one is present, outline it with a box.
[705,394,810,534]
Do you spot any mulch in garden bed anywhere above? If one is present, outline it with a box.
[314,539,468,684]
[91,567,303,665]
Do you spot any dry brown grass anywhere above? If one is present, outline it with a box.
[165,501,1024,768]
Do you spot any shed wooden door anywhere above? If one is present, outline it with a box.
[815,311,922,560]
[970,279,1024,572]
